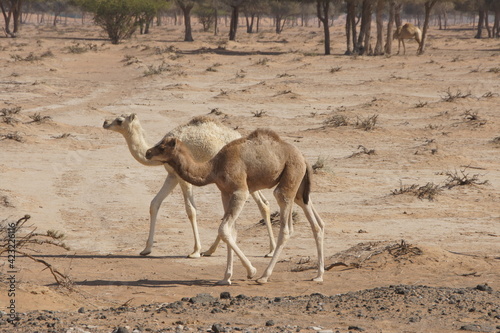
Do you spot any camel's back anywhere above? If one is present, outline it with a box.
[166,116,241,162]
[217,129,306,191]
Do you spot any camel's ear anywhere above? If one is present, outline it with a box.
[128,113,137,121]
[166,138,177,148]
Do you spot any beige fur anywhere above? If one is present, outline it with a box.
[146,128,325,285]
[393,23,422,55]
[103,114,275,258]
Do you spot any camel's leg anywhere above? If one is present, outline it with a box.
[256,186,296,284]
[177,178,201,258]
[140,174,179,256]
[250,191,275,257]
[217,190,257,285]
[402,39,406,55]
[205,190,274,258]
[295,199,325,282]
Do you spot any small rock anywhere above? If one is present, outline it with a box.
[348,326,365,332]
[265,320,275,326]
[220,292,231,299]
[459,324,492,332]
[190,293,216,304]
[211,323,223,333]
[77,307,86,314]
[475,284,493,292]
[113,328,130,333]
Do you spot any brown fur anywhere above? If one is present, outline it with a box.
[393,23,422,55]
[146,128,325,285]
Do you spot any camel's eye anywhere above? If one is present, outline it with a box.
[116,119,123,125]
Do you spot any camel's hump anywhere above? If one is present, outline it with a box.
[187,116,222,127]
[247,128,282,142]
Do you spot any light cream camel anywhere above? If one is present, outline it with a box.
[146,128,325,285]
[393,23,422,55]
[103,114,275,258]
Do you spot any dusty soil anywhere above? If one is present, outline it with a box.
[0,21,499,333]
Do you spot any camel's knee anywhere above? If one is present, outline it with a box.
[218,223,233,242]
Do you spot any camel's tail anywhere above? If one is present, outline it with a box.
[299,163,313,205]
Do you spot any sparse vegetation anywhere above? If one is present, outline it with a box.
[415,101,428,108]
[348,145,376,158]
[312,156,326,173]
[28,112,52,123]
[143,62,170,76]
[440,88,472,102]
[355,114,378,131]
[488,67,500,73]
[324,114,349,127]
[65,43,97,54]
[441,167,488,189]
[0,132,24,142]
[391,181,441,201]
[1,106,21,125]
[252,110,267,117]
[0,215,72,288]
[10,52,41,62]
[329,66,342,73]
[255,58,270,66]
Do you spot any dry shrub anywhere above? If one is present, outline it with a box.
[0,132,24,142]
[348,145,376,158]
[355,114,378,131]
[442,167,488,189]
[440,87,472,102]
[391,181,441,201]
[28,112,52,123]
[1,215,72,288]
[324,114,349,127]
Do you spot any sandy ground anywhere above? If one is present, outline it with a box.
[0,22,499,332]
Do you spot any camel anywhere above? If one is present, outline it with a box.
[103,114,275,258]
[393,23,422,55]
[145,128,325,285]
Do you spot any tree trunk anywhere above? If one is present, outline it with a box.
[384,0,395,54]
[317,0,331,55]
[475,6,485,39]
[419,0,438,54]
[229,5,239,40]
[178,2,194,41]
[357,0,374,55]
[394,2,402,28]
[373,0,385,55]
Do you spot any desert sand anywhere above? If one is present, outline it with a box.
[0,21,499,332]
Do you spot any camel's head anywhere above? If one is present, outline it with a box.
[103,113,138,134]
[145,137,179,163]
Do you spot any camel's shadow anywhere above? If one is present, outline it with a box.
[69,278,216,288]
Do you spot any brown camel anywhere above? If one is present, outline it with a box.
[393,23,422,55]
[146,128,325,285]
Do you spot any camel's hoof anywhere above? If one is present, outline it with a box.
[216,279,231,286]
[140,249,152,256]
[264,251,275,258]
[247,267,257,279]
[255,277,268,285]
[201,251,213,257]
[187,252,201,259]
[312,276,324,282]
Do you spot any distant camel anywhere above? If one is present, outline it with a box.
[393,23,422,55]
[146,129,325,285]
[103,114,275,258]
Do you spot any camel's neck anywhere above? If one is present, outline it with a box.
[124,125,163,166]
[168,147,215,187]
